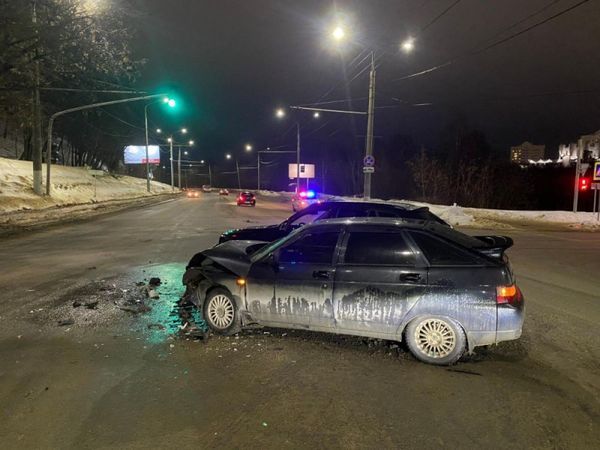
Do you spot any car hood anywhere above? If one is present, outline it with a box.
[199,239,267,276]
[221,224,280,237]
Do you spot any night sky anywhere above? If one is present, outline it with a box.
[127,0,600,163]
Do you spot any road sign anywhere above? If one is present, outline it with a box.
[363,155,375,167]
[288,164,315,179]
[363,166,375,173]
[594,162,600,181]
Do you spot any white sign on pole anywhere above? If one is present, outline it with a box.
[288,163,315,179]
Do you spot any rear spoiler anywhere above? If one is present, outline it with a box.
[473,235,514,259]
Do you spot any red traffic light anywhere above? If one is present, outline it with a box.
[579,177,590,191]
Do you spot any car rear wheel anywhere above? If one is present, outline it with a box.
[405,316,466,365]
[203,288,240,335]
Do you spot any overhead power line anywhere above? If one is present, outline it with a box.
[393,0,592,82]
[421,0,462,32]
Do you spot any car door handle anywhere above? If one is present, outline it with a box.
[313,270,331,280]
[399,273,422,283]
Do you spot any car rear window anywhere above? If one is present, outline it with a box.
[408,231,483,266]
[344,232,415,266]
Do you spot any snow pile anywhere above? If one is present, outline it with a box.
[0,157,174,213]
[257,190,289,197]
[466,207,600,229]
[331,194,600,229]
[432,204,475,227]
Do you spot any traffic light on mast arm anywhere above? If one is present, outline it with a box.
[579,177,590,191]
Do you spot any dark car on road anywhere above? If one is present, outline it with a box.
[219,201,450,244]
[183,218,523,365]
[237,191,256,207]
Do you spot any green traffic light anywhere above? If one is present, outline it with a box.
[168,99,176,108]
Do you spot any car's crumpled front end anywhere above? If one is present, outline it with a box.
[182,240,267,311]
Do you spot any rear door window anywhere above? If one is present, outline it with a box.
[343,232,415,266]
[408,231,482,266]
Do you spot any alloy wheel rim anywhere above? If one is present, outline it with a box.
[207,295,234,329]
[414,318,456,358]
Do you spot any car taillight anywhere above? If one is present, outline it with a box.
[496,284,523,306]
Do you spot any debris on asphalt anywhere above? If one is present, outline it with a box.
[58,318,75,327]
[72,301,82,308]
[147,323,166,330]
[85,300,99,310]
[118,304,151,314]
[147,289,159,299]
[149,277,161,287]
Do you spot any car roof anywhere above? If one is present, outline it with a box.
[302,217,484,249]
[313,200,422,211]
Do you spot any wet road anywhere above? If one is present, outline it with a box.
[0,193,598,449]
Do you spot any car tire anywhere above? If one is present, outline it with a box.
[203,288,240,335]
[405,316,466,365]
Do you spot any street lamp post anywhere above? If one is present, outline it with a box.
[330,25,414,198]
[169,138,174,191]
[144,104,151,192]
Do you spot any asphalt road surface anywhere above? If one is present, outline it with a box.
[0,193,598,449]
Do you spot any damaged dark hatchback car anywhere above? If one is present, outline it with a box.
[183,218,524,365]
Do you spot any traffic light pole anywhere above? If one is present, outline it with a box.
[46,93,168,196]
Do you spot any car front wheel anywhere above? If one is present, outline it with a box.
[203,288,240,335]
[405,316,466,365]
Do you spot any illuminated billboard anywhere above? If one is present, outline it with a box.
[124,145,160,164]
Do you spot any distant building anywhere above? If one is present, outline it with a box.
[510,142,545,164]
[559,130,600,165]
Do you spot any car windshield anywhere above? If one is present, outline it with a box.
[250,226,305,262]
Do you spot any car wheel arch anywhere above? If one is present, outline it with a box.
[400,313,470,349]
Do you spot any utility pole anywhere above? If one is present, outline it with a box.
[31,0,43,195]
[235,158,242,190]
[169,139,174,191]
[573,138,583,212]
[296,122,300,194]
[257,153,260,190]
[208,163,213,187]
[363,52,376,200]
[177,146,181,189]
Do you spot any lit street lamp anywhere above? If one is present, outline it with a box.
[400,37,415,53]
[245,143,253,152]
